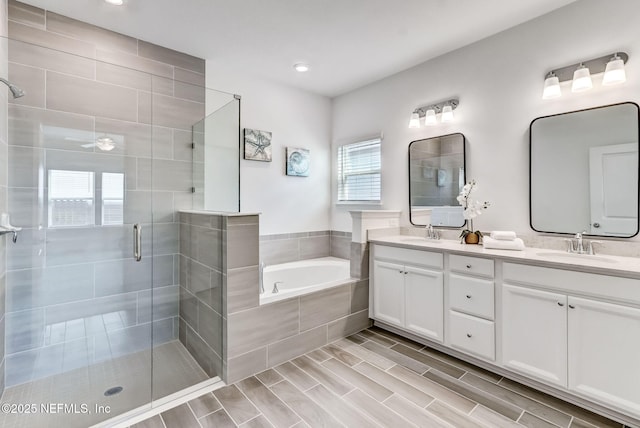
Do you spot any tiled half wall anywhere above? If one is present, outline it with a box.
[179,212,371,384]
[3,1,205,387]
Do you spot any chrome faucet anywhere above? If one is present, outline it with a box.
[259,261,265,294]
[564,231,602,255]
[425,224,440,240]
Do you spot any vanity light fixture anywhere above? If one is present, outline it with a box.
[408,98,459,128]
[424,108,437,126]
[104,0,124,5]
[603,53,626,85]
[542,52,628,99]
[571,63,592,93]
[293,63,309,73]
[542,71,561,99]
[441,104,454,123]
[408,112,420,128]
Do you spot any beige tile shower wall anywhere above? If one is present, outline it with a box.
[1,0,8,397]
[4,0,205,386]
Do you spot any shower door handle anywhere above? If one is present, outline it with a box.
[133,224,142,262]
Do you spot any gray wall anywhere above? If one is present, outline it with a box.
[178,212,224,378]
[0,0,8,398]
[260,230,352,265]
[4,0,204,387]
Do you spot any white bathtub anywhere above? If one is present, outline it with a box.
[260,257,352,304]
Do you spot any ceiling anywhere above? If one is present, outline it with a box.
[19,0,577,97]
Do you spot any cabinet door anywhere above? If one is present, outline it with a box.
[568,296,640,415]
[372,260,404,327]
[405,265,444,342]
[502,284,567,387]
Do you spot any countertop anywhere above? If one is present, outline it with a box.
[369,235,640,278]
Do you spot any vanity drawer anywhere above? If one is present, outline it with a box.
[450,254,494,278]
[374,244,443,269]
[449,310,495,361]
[449,274,494,320]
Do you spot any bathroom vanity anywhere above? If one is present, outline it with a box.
[368,236,640,426]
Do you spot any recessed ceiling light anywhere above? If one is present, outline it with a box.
[104,0,124,5]
[294,63,309,73]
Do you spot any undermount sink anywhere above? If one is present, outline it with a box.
[535,251,617,264]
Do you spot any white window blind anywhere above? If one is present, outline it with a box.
[102,173,124,225]
[48,170,95,227]
[337,138,381,202]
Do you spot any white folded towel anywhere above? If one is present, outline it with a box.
[483,236,525,251]
[490,231,517,241]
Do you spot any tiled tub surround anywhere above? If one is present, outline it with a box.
[368,233,640,427]
[259,230,352,265]
[4,1,206,388]
[180,212,371,384]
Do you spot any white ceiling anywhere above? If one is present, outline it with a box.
[19,0,577,97]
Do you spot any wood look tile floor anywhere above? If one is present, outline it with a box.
[130,327,624,428]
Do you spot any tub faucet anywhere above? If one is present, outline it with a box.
[272,281,282,294]
[259,261,265,294]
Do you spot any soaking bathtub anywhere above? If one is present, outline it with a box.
[260,257,352,304]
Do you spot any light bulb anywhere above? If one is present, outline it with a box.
[542,72,561,99]
[408,112,420,128]
[571,64,592,92]
[425,109,437,126]
[602,54,626,85]
[441,105,454,123]
[293,63,309,72]
[104,0,124,5]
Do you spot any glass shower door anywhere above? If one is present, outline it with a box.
[2,38,154,427]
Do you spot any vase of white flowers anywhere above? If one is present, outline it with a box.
[457,179,490,244]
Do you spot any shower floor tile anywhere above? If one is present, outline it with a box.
[0,341,208,428]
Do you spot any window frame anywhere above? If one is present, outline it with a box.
[336,137,382,205]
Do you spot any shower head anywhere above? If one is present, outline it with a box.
[0,78,25,99]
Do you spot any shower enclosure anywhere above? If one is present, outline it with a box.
[0,31,239,427]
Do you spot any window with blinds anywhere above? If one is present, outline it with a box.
[337,138,381,202]
[48,170,95,227]
[102,173,124,225]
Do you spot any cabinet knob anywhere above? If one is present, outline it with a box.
[399,270,403,274]
[466,264,472,269]
[466,333,472,338]
[466,294,472,299]
[557,302,564,307]
[568,304,575,309]
[404,271,408,275]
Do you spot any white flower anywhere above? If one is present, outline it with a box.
[457,179,490,222]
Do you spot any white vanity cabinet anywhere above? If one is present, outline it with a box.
[447,254,496,361]
[503,262,640,417]
[371,245,444,342]
[502,284,567,387]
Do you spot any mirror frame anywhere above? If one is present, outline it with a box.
[408,132,466,227]
[529,102,640,237]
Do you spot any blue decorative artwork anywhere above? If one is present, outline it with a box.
[244,128,272,162]
[286,147,310,177]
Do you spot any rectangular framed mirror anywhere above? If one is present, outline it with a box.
[530,102,639,237]
[409,133,466,227]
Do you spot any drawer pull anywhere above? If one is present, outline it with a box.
[557,302,564,307]
[466,333,472,338]
[568,304,575,309]
[466,294,472,299]
[466,264,472,269]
